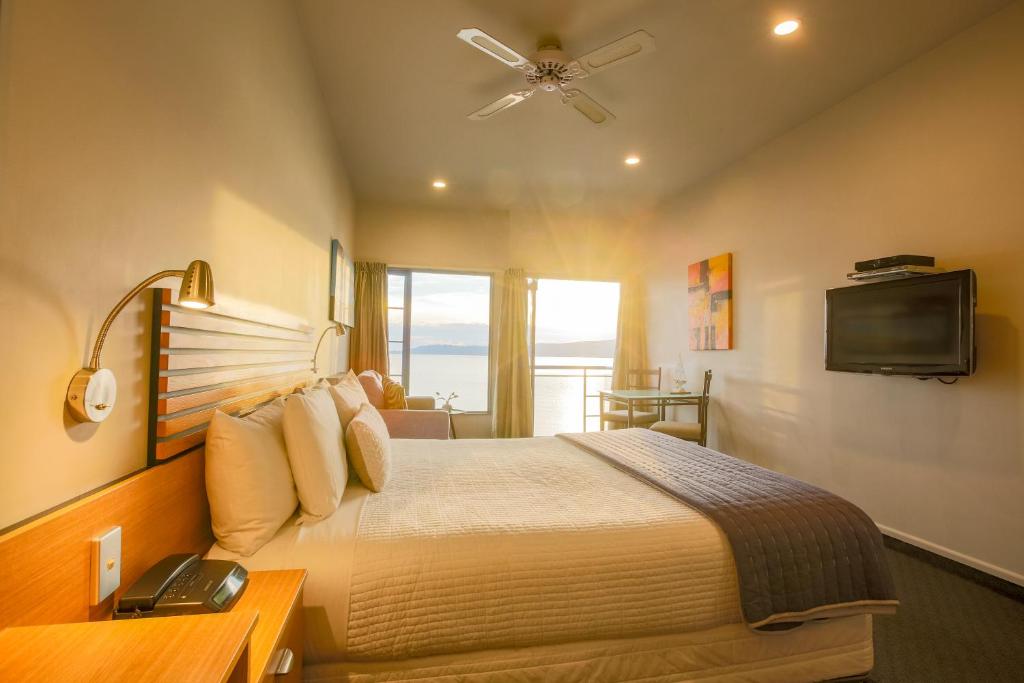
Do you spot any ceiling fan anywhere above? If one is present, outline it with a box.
[456,27,655,127]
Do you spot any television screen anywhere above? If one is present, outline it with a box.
[825,270,975,376]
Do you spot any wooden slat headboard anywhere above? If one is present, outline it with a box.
[148,288,315,465]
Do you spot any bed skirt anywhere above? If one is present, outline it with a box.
[304,614,873,683]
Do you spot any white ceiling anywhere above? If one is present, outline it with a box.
[296,0,1010,210]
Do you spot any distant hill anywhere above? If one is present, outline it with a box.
[537,339,615,358]
[412,339,615,358]
[412,344,488,355]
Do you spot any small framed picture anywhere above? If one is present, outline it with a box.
[688,252,732,350]
[329,239,355,327]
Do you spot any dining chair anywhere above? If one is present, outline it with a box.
[651,369,713,446]
[601,367,662,430]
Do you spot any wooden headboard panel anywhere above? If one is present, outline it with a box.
[148,287,315,464]
[0,451,212,628]
[0,290,316,628]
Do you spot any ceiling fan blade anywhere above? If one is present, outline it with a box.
[457,28,534,71]
[573,29,655,77]
[468,89,535,120]
[560,88,615,127]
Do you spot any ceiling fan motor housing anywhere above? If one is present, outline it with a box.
[525,47,576,91]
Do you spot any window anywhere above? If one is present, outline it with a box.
[388,269,492,412]
[530,278,620,435]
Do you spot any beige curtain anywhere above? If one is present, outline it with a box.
[348,262,390,376]
[612,277,650,389]
[492,268,534,438]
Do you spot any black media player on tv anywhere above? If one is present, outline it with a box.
[854,255,935,272]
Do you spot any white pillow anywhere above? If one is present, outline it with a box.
[329,369,370,429]
[282,389,348,524]
[345,403,392,492]
[205,399,298,556]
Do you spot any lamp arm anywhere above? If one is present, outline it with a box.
[88,269,185,370]
[312,326,335,373]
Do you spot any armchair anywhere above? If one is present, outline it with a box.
[327,371,450,439]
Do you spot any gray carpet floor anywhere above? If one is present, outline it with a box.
[868,548,1024,682]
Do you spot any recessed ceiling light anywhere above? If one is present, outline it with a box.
[432,179,447,189]
[773,19,801,36]
[624,155,641,166]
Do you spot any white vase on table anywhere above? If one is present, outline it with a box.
[671,354,687,393]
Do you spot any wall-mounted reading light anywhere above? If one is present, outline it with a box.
[312,323,346,374]
[66,260,215,423]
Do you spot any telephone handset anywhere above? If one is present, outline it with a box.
[114,553,248,619]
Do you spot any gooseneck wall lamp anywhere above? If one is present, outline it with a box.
[312,323,345,374]
[66,260,215,423]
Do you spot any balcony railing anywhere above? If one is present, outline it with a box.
[532,365,613,436]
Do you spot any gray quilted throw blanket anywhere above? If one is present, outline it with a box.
[559,428,898,630]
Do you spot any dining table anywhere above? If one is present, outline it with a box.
[598,388,701,428]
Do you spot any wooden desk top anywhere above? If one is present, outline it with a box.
[0,610,256,683]
[600,388,698,400]
[232,569,306,683]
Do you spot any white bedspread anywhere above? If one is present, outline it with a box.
[211,436,743,662]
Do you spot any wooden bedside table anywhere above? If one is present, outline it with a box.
[0,610,257,682]
[0,569,307,683]
[231,569,307,683]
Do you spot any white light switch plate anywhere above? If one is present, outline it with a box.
[91,526,121,605]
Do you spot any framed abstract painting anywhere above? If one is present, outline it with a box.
[329,239,355,327]
[688,252,732,350]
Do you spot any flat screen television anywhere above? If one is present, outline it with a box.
[825,270,976,377]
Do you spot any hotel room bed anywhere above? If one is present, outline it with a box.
[208,435,882,682]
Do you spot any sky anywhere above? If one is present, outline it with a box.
[390,272,491,347]
[534,278,620,344]
[388,273,620,347]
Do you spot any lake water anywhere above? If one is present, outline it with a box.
[393,354,613,436]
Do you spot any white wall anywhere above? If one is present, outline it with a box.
[0,0,354,528]
[646,3,1024,582]
[355,201,646,281]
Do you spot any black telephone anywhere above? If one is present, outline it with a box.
[113,553,248,619]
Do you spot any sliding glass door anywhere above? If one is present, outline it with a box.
[529,278,620,436]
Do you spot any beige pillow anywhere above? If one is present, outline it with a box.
[357,370,385,408]
[282,389,348,524]
[329,369,370,429]
[244,396,287,426]
[205,399,298,556]
[345,403,392,492]
[295,378,331,396]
